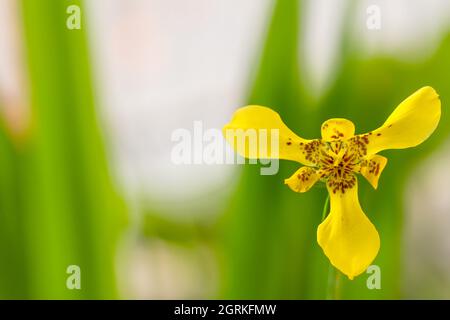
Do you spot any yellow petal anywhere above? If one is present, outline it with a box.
[321,118,355,142]
[317,177,380,279]
[223,106,319,165]
[360,155,387,189]
[284,167,319,193]
[355,86,441,156]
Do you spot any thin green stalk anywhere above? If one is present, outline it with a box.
[321,194,341,300]
[326,263,342,300]
[321,195,330,221]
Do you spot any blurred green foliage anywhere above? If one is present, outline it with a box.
[0,0,126,298]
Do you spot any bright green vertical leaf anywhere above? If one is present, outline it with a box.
[0,124,29,298]
[20,0,125,298]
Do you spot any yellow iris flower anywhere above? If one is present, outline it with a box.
[223,86,441,279]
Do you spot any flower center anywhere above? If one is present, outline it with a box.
[317,141,359,193]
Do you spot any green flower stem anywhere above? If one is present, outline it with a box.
[321,194,342,300]
[326,263,342,300]
[321,194,330,221]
